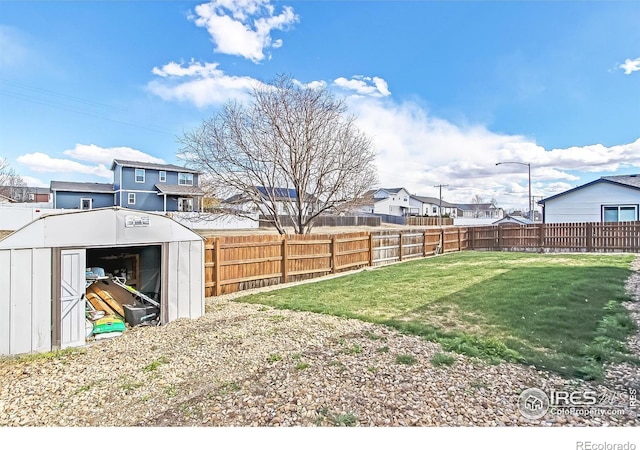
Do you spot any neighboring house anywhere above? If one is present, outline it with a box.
[349,189,376,214]
[0,185,50,203]
[372,187,417,217]
[456,203,504,219]
[51,181,115,210]
[223,186,317,216]
[51,159,204,212]
[410,195,458,217]
[538,174,640,224]
[493,215,534,226]
[25,187,51,203]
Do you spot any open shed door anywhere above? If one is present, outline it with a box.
[60,249,86,349]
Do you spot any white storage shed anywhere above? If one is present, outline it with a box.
[0,207,205,356]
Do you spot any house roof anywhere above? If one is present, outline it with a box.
[376,187,406,195]
[50,181,114,193]
[26,187,50,194]
[154,184,204,196]
[411,195,457,208]
[538,174,640,205]
[223,186,317,204]
[493,215,534,225]
[110,159,201,174]
[456,203,498,211]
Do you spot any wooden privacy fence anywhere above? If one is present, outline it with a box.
[406,216,454,227]
[204,228,469,296]
[469,221,640,253]
[203,221,640,296]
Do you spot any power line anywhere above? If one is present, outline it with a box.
[0,79,177,136]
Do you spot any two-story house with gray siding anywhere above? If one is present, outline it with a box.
[51,159,204,212]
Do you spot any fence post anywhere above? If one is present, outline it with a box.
[398,231,403,261]
[368,233,374,266]
[457,227,461,252]
[538,224,544,249]
[439,228,445,254]
[214,237,221,296]
[281,235,289,283]
[423,230,427,257]
[497,226,503,250]
[470,227,475,250]
[330,235,337,274]
[586,223,593,252]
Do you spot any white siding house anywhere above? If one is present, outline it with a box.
[373,188,417,217]
[539,175,640,224]
[409,195,457,217]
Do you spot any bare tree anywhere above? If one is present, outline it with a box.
[178,74,378,234]
[0,158,28,201]
[471,194,484,218]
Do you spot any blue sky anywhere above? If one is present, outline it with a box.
[0,0,639,211]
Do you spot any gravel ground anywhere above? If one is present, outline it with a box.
[1,261,639,427]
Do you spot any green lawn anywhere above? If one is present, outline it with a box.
[237,251,639,380]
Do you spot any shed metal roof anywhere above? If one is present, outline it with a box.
[0,207,202,250]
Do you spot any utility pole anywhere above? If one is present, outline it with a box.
[434,184,449,227]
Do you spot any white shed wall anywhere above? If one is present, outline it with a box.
[167,240,204,322]
[544,183,640,223]
[0,248,52,355]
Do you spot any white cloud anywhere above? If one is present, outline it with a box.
[62,144,165,166]
[346,95,640,210]
[148,62,261,107]
[333,76,391,98]
[17,153,112,179]
[620,57,640,75]
[17,145,164,181]
[152,60,223,78]
[191,0,298,63]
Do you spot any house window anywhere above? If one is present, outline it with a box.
[179,173,193,186]
[159,171,166,183]
[128,193,136,205]
[432,206,437,214]
[135,169,145,183]
[80,198,92,210]
[603,205,637,222]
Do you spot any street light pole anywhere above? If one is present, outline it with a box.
[434,184,449,227]
[496,161,532,220]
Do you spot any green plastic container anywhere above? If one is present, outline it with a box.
[93,315,126,334]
